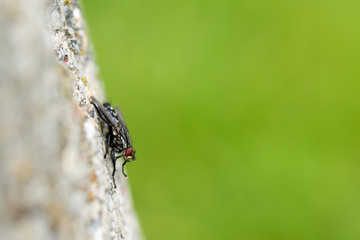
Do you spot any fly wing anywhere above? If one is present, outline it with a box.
[91,96,119,128]
[115,105,133,147]
[114,105,128,128]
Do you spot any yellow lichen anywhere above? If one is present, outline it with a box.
[81,77,87,86]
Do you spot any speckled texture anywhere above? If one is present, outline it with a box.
[0,0,143,239]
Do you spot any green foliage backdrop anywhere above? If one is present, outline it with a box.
[83,0,360,239]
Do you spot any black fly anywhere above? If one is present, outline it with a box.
[90,96,136,188]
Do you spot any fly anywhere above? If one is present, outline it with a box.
[90,96,136,188]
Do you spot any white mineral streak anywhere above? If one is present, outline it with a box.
[0,0,143,239]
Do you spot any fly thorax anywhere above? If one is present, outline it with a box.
[113,133,127,150]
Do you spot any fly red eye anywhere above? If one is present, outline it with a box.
[125,148,133,156]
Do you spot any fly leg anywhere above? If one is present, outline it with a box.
[111,149,117,188]
[104,129,111,159]
[115,153,128,178]
[121,161,128,178]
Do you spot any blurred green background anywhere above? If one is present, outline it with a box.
[82,0,360,239]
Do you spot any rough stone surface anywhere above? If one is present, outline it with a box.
[0,0,143,239]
